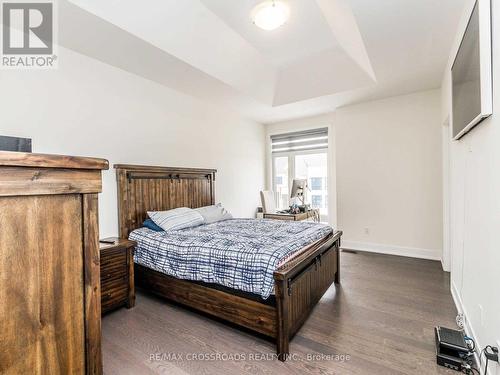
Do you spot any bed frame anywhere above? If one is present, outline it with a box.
[115,164,342,361]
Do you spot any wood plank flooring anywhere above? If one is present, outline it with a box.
[102,251,458,375]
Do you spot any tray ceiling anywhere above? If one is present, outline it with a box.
[61,0,466,123]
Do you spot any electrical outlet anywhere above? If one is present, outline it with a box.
[479,304,484,327]
[364,227,369,235]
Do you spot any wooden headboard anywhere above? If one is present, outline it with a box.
[114,164,216,238]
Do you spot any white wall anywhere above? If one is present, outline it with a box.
[335,90,443,259]
[265,114,338,227]
[266,90,443,260]
[442,0,500,371]
[0,46,266,237]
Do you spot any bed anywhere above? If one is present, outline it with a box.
[115,164,342,361]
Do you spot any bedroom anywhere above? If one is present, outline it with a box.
[0,0,499,374]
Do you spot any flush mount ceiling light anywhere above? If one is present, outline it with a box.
[251,1,290,31]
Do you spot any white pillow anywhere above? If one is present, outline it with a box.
[148,207,204,231]
[194,203,233,224]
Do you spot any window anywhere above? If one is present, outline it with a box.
[310,177,322,191]
[312,195,323,208]
[271,128,328,221]
[295,153,328,216]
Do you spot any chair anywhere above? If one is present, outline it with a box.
[260,190,277,214]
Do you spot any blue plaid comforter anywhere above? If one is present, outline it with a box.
[129,218,333,299]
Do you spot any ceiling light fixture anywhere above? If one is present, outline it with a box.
[251,1,289,31]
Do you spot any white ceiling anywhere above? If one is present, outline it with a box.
[61,0,466,123]
[200,0,338,67]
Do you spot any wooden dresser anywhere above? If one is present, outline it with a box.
[0,151,108,375]
[100,237,136,314]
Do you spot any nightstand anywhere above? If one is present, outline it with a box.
[99,237,136,314]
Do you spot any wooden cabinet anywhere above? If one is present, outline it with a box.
[100,238,136,314]
[0,151,108,375]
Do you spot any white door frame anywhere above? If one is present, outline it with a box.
[442,116,451,272]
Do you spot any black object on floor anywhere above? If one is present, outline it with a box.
[435,326,470,371]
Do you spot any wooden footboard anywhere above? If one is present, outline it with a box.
[274,231,342,361]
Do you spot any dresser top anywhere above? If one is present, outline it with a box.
[99,237,137,251]
[0,151,109,170]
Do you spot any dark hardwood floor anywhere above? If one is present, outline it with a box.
[102,251,458,375]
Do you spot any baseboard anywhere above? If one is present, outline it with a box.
[341,240,441,261]
[451,282,486,374]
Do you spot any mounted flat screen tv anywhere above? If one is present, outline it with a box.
[452,0,492,140]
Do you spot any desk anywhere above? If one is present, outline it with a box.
[263,209,320,222]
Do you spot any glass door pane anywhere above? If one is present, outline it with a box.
[273,156,289,209]
[294,153,328,220]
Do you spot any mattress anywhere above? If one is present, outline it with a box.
[129,218,333,299]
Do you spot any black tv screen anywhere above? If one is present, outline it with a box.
[451,0,492,140]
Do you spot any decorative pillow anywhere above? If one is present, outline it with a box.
[142,219,164,232]
[148,207,204,231]
[194,203,233,224]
